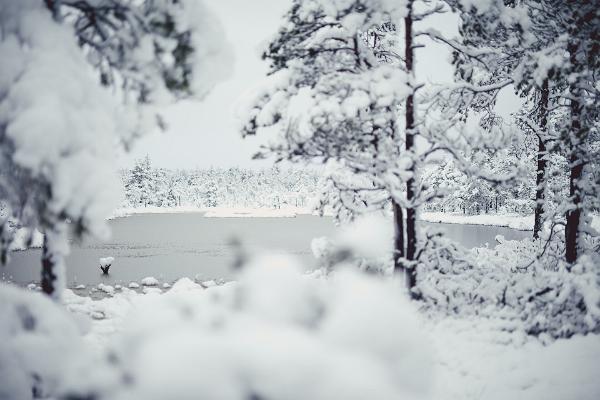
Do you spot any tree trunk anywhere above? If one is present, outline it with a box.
[44,0,63,22]
[533,78,549,239]
[40,228,66,299]
[565,44,583,264]
[392,199,404,273]
[41,236,56,296]
[404,1,418,297]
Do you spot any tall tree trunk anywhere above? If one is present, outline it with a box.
[40,229,65,299]
[404,1,418,297]
[392,200,405,273]
[533,78,549,239]
[566,149,583,264]
[41,236,56,296]
[565,44,583,264]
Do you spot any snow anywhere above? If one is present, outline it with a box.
[0,283,85,399]
[99,257,114,267]
[8,228,44,251]
[97,284,115,295]
[0,0,124,241]
[173,0,234,98]
[74,279,600,400]
[141,277,159,287]
[200,280,217,288]
[429,317,600,400]
[2,261,600,400]
[336,213,393,259]
[142,287,162,295]
[110,205,205,219]
[128,282,141,289]
[60,261,434,400]
[421,212,535,231]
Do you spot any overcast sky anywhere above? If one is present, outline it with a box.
[121,1,520,170]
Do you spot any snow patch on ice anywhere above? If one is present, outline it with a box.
[420,212,534,231]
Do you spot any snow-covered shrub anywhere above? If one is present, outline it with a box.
[416,237,600,339]
[502,198,535,215]
[0,283,85,399]
[311,213,394,274]
[60,256,433,400]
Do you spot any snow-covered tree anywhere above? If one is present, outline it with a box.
[238,0,530,296]
[0,0,231,297]
[452,0,599,262]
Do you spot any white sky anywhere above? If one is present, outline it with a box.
[121,0,521,170]
[121,0,290,169]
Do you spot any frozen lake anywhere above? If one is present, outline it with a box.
[1,213,530,287]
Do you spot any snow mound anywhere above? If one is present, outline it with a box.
[62,255,433,400]
[141,277,159,286]
[97,284,115,295]
[99,257,114,267]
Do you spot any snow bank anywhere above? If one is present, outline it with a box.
[0,283,85,399]
[60,259,433,400]
[420,212,534,231]
[429,316,600,400]
[63,266,600,400]
[109,205,206,219]
[141,277,159,286]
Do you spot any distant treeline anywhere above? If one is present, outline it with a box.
[120,157,321,209]
[121,156,551,215]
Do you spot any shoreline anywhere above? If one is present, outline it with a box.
[419,211,534,231]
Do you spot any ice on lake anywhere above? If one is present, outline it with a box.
[1,213,530,287]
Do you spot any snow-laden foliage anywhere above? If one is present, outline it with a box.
[416,235,600,339]
[0,0,125,243]
[421,151,569,216]
[309,212,600,339]
[120,158,321,209]
[448,0,600,260]
[0,283,85,399]
[237,0,412,218]
[63,265,431,400]
[0,0,231,296]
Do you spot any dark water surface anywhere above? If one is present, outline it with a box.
[1,213,530,287]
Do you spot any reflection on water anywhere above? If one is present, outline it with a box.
[1,213,530,287]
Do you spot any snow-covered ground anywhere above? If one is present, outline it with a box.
[429,317,600,400]
[421,212,600,233]
[56,278,600,400]
[421,212,535,231]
